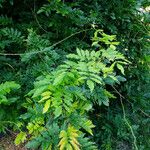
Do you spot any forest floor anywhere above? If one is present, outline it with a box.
[0,135,26,150]
[0,134,131,150]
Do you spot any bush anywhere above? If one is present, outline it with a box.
[0,0,149,149]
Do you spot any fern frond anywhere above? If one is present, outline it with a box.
[78,134,98,150]
[26,29,50,50]
[0,15,12,25]
[58,125,80,150]
[1,27,24,43]
[37,4,52,16]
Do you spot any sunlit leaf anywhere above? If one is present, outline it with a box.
[43,99,51,113]
[87,80,95,92]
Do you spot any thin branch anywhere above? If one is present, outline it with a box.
[112,86,138,150]
[0,29,91,56]
[32,9,48,33]
[0,53,23,56]
[139,109,150,118]
[2,63,15,70]
[112,86,150,118]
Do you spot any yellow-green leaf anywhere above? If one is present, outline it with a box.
[14,132,27,145]
[43,100,51,113]
[41,91,51,97]
[58,125,80,150]
[117,64,125,75]
[87,80,94,92]
[82,120,95,135]
[54,106,62,118]
[53,72,66,85]
[39,95,50,103]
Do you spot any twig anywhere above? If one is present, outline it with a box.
[0,29,91,56]
[2,63,15,70]
[139,109,150,118]
[112,86,150,118]
[112,86,138,150]
[32,3,48,33]
[4,128,17,137]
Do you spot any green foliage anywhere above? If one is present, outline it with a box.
[58,125,80,150]
[0,15,12,26]
[0,81,20,132]
[13,30,128,149]
[1,28,24,43]
[0,0,149,149]
[0,81,20,104]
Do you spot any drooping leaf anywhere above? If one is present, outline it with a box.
[117,64,125,75]
[43,99,51,113]
[87,80,94,92]
[54,106,62,118]
[81,120,95,135]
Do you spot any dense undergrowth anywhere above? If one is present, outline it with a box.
[0,0,149,150]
